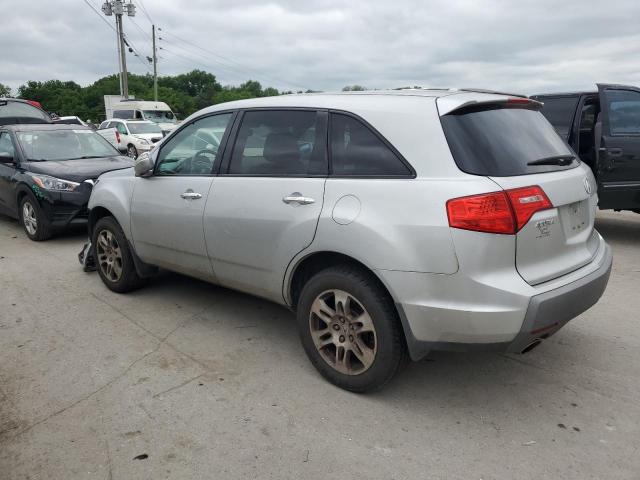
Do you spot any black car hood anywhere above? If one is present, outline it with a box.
[25,156,134,182]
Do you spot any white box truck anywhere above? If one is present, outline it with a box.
[103,96,178,135]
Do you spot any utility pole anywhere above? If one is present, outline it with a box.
[152,24,158,101]
[102,1,136,100]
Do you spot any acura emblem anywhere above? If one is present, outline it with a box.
[583,177,593,195]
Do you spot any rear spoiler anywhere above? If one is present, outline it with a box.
[437,94,543,116]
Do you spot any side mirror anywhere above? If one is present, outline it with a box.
[134,152,154,177]
[0,154,14,164]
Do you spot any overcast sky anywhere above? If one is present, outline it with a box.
[2,0,640,95]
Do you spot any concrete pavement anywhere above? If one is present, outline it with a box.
[1,211,639,479]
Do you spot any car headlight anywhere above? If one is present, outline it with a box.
[138,138,150,145]
[30,173,80,192]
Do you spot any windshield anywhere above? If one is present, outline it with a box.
[143,110,176,124]
[128,122,163,134]
[17,129,119,161]
[440,106,578,176]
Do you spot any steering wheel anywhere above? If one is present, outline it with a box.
[182,148,218,174]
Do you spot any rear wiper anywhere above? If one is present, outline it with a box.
[527,155,576,166]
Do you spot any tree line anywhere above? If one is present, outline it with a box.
[0,72,382,122]
[0,70,306,122]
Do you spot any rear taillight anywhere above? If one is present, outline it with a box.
[447,185,552,235]
[115,131,121,143]
[506,186,552,231]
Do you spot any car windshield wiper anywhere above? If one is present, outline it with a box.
[66,155,107,160]
[527,155,576,166]
[27,158,48,162]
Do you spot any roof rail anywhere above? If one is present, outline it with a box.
[458,88,529,98]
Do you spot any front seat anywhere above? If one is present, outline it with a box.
[253,132,306,174]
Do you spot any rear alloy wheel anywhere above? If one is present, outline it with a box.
[297,265,406,392]
[309,289,377,375]
[92,216,146,293]
[19,195,53,241]
[127,144,138,159]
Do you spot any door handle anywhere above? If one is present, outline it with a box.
[181,191,202,200]
[282,192,315,205]
[607,148,623,157]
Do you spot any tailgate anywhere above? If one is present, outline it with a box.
[491,165,600,285]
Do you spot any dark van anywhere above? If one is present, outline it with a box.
[532,84,640,213]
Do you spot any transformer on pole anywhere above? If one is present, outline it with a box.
[102,1,136,99]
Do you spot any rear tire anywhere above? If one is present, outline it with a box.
[92,216,146,293]
[19,194,53,241]
[297,265,406,392]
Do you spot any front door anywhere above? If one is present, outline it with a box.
[0,131,18,216]
[596,84,640,210]
[204,109,327,302]
[130,112,235,280]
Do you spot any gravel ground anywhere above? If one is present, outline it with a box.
[0,210,639,480]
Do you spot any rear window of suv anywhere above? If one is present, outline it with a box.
[440,105,578,177]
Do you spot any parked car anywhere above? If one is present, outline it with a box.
[55,116,92,128]
[85,91,612,391]
[0,124,133,240]
[106,99,178,135]
[0,98,52,126]
[532,84,640,213]
[97,119,163,159]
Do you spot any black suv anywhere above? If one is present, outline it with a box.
[532,84,640,213]
[0,124,133,240]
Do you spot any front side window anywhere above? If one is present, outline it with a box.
[228,110,326,175]
[330,113,411,176]
[156,113,233,175]
[143,110,176,124]
[0,131,15,157]
[606,89,640,135]
[17,129,118,161]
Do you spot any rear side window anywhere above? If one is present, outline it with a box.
[330,113,411,176]
[0,100,51,123]
[606,89,640,135]
[228,110,326,176]
[537,96,579,139]
[113,110,133,119]
[441,106,577,177]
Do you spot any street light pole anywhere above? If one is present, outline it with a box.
[152,24,158,101]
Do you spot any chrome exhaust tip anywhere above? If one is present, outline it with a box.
[520,339,542,354]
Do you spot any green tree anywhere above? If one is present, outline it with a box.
[0,83,11,97]
[342,85,366,91]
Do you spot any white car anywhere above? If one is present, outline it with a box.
[97,119,163,159]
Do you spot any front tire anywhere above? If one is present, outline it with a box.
[20,195,53,241]
[92,216,146,293]
[297,265,406,392]
[127,144,138,159]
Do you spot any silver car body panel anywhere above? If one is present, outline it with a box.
[87,90,612,359]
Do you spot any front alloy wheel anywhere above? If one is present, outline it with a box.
[309,289,377,375]
[22,201,37,236]
[96,229,123,282]
[127,145,138,159]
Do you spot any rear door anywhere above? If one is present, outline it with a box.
[596,84,640,210]
[130,112,235,281]
[440,100,600,285]
[204,109,327,302]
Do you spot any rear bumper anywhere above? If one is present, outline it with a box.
[379,239,612,360]
[504,243,612,353]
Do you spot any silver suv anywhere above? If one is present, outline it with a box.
[86,90,613,392]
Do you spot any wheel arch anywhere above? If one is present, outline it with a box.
[286,250,397,310]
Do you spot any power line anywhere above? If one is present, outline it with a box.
[136,0,154,25]
[83,0,116,32]
[160,30,307,91]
